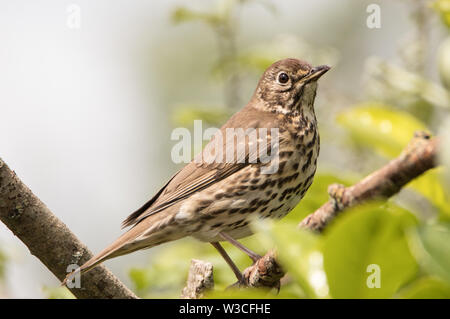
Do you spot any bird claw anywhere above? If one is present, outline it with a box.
[250,254,262,264]
[328,183,346,210]
[273,280,281,294]
[226,277,247,290]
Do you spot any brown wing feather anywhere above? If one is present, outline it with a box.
[122,171,180,228]
[122,106,279,228]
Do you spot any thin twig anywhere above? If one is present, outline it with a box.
[299,131,438,232]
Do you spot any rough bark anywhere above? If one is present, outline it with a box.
[0,158,137,299]
[181,259,214,299]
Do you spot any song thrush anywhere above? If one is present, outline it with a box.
[64,58,330,285]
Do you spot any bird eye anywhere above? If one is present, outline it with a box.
[277,72,289,84]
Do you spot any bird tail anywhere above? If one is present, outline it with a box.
[62,232,141,286]
[62,213,181,286]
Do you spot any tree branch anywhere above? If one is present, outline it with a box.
[181,259,214,299]
[299,131,439,232]
[0,158,137,299]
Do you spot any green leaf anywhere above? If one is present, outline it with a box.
[171,7,223,26]
[205,287,283,299]
[42,286,75,299]
[337,103,427,158]
[407,168,450,220]
[323,203,418,298]
[0,248,6,282]
[432,0,450,28]
[399,277,450,299]
[172,104,231,127]
[409,223,450,283]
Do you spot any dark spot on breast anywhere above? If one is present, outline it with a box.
[212,209,226,215]
[302,150,313,172]
[229,208,240,214]
[259,179,272,190]
[215,193,225,199]
[279,151,293,158]
[279,161,287,171]
[239,208,250,214]
[269,204,284,213]
[195,206,204,213]
[294,181,305,192]
[303,173,315,190]
[228,220,244,227]
[258,199,271,206]
[201,214,216,220]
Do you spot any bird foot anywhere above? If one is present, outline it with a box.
[328,183,346,210]
[226,277,247,290]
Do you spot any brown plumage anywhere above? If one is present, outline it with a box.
[63,58,330,285]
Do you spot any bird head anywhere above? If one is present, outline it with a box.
[253,58,330,114]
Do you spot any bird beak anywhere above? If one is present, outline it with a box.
[302,65,331,83]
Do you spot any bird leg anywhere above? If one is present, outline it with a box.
[211,242,243,282]
[219,232,262,262]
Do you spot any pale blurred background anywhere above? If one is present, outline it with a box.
[0,0,448,298]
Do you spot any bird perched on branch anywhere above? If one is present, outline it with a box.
[63,58,330,286]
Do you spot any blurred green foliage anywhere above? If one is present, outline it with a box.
[433,0,450,28]
[408,169,450,220]
[171,104,232,128]
[42,286,75,299]
[323,203,418,298]
[337,103,427,158]
[399,277,450,298]
[410,223,450,283]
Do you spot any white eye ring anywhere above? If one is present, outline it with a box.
[277,72,289,84]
